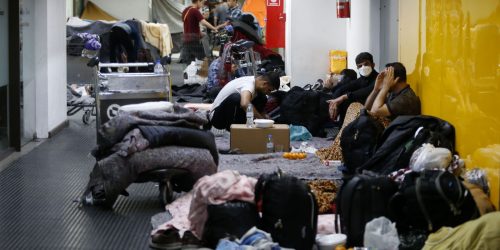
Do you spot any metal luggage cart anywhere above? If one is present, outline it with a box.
[93,62,172,143]
[67,35,100,124]
[67,56,98,125]
[67,85,97,125]
[89,61,182,206]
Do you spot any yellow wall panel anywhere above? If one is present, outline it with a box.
[400,0,500,207]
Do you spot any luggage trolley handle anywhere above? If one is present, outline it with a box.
[98,55,172,68]
[98,62,155,68]
[98,60,173,102]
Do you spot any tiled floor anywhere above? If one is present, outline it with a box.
[0,116,163,249]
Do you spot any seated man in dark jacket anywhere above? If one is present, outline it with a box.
[328,52,379,124]
[365,62,421,120]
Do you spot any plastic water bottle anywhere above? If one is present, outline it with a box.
[154,60,164,74]
[246,104,254,128]
[266,134,274,153]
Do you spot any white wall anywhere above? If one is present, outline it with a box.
[91,0,151,21]
[34,0,67,138]
[66,0,73,17]
[285,0,346,87]
[346,0,381,72]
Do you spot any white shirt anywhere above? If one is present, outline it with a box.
[210,76,256,118]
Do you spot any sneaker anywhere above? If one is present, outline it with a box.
[150,229,182,250]
[181,231,202,250]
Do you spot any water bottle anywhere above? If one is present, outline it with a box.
[266,134,274,153]
[246,104,253,128]
[154,60,164,74]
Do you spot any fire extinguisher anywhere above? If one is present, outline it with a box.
[337,0,350,18]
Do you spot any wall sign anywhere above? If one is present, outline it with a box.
[267,0,280,7]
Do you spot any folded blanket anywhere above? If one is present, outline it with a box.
[110,128,151,157]
[139,125,219,165]
[98,104,208,150]
[86,146,217,207]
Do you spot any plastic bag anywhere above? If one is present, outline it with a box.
[464,168,490,196]
[184,61,198,77]
[291,142,317,154]
[363,217,399,250]
[290,125,312,141]
[409,143,452,172]
[279,76,291,92]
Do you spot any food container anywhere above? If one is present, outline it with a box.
[254,119,275,128]
[316,234,347,250]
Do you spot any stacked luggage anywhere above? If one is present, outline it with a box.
[81,103,218,208]
[333,114,497,249]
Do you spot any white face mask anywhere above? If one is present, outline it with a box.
[358,65,372,77]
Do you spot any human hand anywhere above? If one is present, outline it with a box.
[327,100,340,120]
[327,95,345,105]
[374,71,386,91]
[382,67,398,89]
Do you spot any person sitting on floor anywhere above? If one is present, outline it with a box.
[364,62,421,120]
[209,71,281,131]
[327,52,379,124]
[322,68,357,94]
[316,62,421,162]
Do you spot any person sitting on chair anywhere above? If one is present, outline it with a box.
[209,71,281,131]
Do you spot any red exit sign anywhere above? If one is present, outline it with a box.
[267,0,280,7]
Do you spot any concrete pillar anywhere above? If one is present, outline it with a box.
[35,0,67,138]
[285,0,346,87]
[346,0,381,72]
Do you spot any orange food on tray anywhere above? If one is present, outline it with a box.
[282,152,307,160]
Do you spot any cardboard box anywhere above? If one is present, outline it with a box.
[230,124,290,154]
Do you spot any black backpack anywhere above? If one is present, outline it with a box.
[359,115,456,175]
[202,200,260,248]
[389,170,479,233]
[340,109,384,175]
[279,86,332,137]
[255,171,318,250]
[336,174,398,248]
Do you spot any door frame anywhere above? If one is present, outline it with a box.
[8,0,20,152]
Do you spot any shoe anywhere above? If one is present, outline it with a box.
[181,231,202,250]
[150,229,182,250]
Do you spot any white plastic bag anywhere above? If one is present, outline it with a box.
[184,61,207,85]
[279,76,291,92]
[364,217,399,250]
[409,143,452,172]
[184,61,198,77]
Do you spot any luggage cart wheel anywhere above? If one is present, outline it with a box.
[159,180,173,207]
[82,110,91,125]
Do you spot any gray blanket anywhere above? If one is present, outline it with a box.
[88,146,217,207]
[215,134,341,180]
[99,104,208,149]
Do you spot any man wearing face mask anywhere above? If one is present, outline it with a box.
[327,52,379,124]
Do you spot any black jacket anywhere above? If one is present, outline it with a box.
[333,70,378,104]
